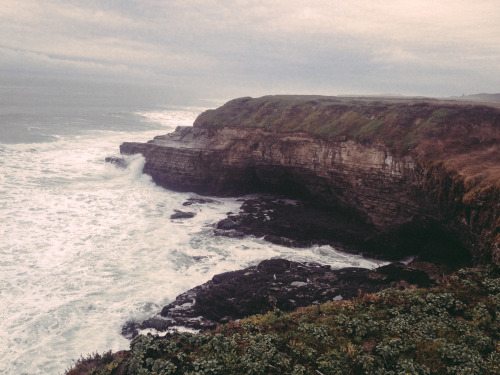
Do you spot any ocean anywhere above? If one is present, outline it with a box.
[0,83,386,374]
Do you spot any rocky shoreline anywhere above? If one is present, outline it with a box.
[68,96,500,374]
[122,258,434,339]
[120,96,500,264]
[118,192,452,339]
[114,95,500,338]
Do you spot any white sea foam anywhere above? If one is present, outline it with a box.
[135,109,198,130]
[0,109,387,375]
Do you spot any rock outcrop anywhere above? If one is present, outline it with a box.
[121,96,500,264]
[122,259,433,338]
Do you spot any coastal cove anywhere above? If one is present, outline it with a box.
[0,99,391,375]
[5,1,500,372]
[66,95,500,374]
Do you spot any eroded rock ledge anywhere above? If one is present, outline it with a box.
[121,96,500,263]
[122,259,433,338]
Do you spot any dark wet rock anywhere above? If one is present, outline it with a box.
[216,218,238,230]
[214,217,247,238]
[170,210,196,219]
[122,259,433,339]
[377,263,434,286]
[215,195,379,256]
[183,198,217,206]
[105,156,127,168]
[213,195,472,266]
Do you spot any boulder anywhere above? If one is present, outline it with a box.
[170,210,196,219]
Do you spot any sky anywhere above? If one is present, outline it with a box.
[1,0,500,104]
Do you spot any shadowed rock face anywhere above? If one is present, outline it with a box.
[213,195,469,264]
[121,96,500,264]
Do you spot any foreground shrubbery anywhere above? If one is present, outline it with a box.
[67,266,499,375]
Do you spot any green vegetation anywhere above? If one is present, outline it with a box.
[194,95,500,157]
[66,351,128,375]
[67,266,499,374]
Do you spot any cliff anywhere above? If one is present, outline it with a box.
[121,96,500,264]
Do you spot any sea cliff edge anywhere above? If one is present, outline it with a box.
[121,95,500,264]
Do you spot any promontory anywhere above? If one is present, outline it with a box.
[121,95,500,265]
[67,95,500,375]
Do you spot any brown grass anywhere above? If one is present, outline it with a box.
[195,95,500,189]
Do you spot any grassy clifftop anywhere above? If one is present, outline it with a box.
[67,266,499,375]
[194,95,500,184]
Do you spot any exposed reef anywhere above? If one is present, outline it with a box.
[121,95,500,264]
[214,195,374,253]
[122,259,433,339]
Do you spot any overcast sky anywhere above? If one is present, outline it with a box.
[2,0,499,103]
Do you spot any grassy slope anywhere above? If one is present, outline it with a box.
[67,266,499,375]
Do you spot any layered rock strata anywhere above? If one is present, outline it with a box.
[121,96,500,263]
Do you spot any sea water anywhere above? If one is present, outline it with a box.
[0,86,386,374]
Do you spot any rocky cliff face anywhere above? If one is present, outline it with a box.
[120,96,500,264]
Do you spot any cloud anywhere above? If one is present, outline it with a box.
[1,0,499,97]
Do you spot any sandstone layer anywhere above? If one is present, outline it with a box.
[121,96,500,264]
